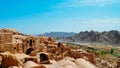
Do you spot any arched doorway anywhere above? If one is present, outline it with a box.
[40,53,49,62]
[39,53,50,64]
[26,48,34,55]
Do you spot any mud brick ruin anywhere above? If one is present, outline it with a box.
[0,28,97,68]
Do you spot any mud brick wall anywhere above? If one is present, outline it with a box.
[0,33,12,52]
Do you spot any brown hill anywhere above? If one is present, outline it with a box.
[58,30,120,45]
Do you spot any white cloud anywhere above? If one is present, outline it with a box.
[61,18,120,32]
[79,0,111,6]
[54,0,120,8]
[59,18,120,32]
[83,18,120,24]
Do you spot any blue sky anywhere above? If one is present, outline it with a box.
[0,0,120,34]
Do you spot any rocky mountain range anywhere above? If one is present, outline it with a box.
[58,30,120,45]
[39,32,76,38]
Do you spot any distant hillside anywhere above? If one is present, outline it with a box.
[58,30,120,45]
[38,32,76,38]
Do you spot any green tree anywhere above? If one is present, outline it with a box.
[110,48,114,54]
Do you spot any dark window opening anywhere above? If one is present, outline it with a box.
[26,48,34,55]
[29,39,32,46]
[58,42,61,48]
[14,47,16,49]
